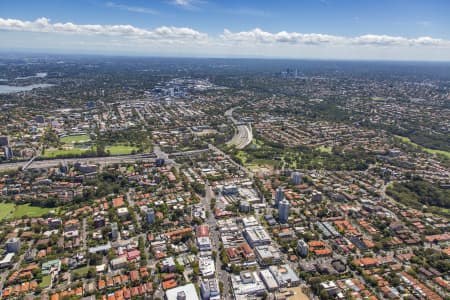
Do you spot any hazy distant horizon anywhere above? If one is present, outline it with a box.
[2,49,450,64]
[1,0,450,61]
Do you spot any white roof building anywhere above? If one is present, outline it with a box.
[231,271,266,296]
[166,283,200,300]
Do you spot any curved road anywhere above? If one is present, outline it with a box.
[225,107,253,149]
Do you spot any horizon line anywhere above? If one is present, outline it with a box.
[1,49,450,64]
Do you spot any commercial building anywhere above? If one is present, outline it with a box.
[244,226,272,248]
[254,245,282,266]
[269,264,300,287]
[259,269,279,291]
[199,257,215,277]
[200,278,220,300]
[166,283,200,300]
[231,271,266,296]
[197,236,212,251]
[197,224,209,237]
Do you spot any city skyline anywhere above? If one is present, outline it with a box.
[1,0,450,60]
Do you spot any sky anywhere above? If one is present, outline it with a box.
[1,0,450,60]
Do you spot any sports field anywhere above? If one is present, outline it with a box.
[0,203,54,220]
[60,134,91,143]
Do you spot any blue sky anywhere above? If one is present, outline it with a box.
[1,0,450,60]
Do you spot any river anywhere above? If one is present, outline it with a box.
[0,84,54,94]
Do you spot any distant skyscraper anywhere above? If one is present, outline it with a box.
[278,199,290,224]
[275,186,284,208]
[291,172,302,185]
[146,208,155,224]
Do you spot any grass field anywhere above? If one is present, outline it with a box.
[395,135,450,159]
[39,275,52,288]
[41,148,90,158]
[0,203,15,220]
[235,150,249,164]
[41,144,137,158]
[317,146,332,153]
[0,203,54,220]
[106,145,138,155]
[73,266,91,277]
[60,134,91,143]
[371,97,386,101]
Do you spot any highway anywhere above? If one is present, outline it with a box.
[0,153,159,171]
[0,146,216,172]
[225,107,253,149]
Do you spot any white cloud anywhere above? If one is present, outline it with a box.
[105,2,158,15]
[221,28,450,47]
[351,34,409,46]
[170,0,205,10]
[0,17,450,60]
[0,17,207,41]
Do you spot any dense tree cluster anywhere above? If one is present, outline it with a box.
[387,177,450,209]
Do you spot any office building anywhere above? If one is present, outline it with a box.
[291,171,302,185]
[275,186,284,208]
[278,199,290,224]
[6,237,21,253]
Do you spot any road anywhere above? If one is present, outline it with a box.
[0,153,159,171]
[225,107,253,149]
[228,123,253,149]
[201,180,232,299]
